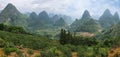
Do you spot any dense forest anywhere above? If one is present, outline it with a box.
[0,3,120,57]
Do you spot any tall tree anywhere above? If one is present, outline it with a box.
[60,29,69,45]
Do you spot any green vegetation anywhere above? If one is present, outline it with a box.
[0,23,28,34]
[35,28,60,39]
[54,18,67,27]
[3,42,17,55]
[0,3,27,28]
[99,9,119,29]
[16,50,24,57]
[0,24,118,57]
[0,30,54,50]
[0,3,120,57]
[27,49,33,55]
[60,29,98,46]
[70,10,101,33]
[0,38,5,47]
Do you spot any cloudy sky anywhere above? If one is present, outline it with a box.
[0,0,120,19]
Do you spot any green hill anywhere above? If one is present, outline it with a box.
[0,30,53,50]
[103,22,120,38]
[54,18,67,27]
[70,10,101,33]
[0,23,54,50]
[99,9,119,29]
[0,3,27,28]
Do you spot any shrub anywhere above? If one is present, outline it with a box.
[3,42,17,55]
[0,38,5,47]
[40,51,55,57]
[47,51,56,57]
[16,50,24,57]
[4,47,17,55]
[0,23,28,34]
[34,55,41,57]
[61,46,72,57]
[27,49,33,55]
[40,51,47,57]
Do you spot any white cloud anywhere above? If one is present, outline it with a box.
[0,0,119,19]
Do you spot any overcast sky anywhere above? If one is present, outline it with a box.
[0,0,120,19]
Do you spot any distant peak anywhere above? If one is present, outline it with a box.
[101,9,112,17]
[41,11,47,14]
[30,12,37,17]
[81,10,91,19]
[113,12,119,19]
[4,3,18,11]
[53,15,58,17]
[0,3,21,15]
[7,3,13,6]
[39,11,48,16]
[105,9,110,11]
[60,17,63,20]
[6,3,15,8]
[114,12,119,16]
[31,12,37,14]
[75,19,78,21]
[84,10,89,13]
[104,9,111,14]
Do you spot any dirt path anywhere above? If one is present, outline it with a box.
[2,47,120,57]
[0,48,4,57]
[108,48,120,57]
[71,48,120,57]
[72,52,78,57]
[0,47,40,57]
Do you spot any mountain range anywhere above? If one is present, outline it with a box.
[0,3,119,35]
[70,10,101,33]
[99,9,119,29]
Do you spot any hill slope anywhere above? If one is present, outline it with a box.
[99,9,119,28]
[0,30,53,50]
[70,10,101,33]
[103,22,120,38]
[0,3,27,27]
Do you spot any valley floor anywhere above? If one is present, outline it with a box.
[1,47,120,57]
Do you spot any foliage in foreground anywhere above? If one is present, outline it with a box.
[0,30,54,50]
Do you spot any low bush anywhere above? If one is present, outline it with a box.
[27,49,33,55]
[16,50,24,57]
[0,38,5,47]
[4,47,17,55]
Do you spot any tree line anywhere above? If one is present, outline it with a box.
[59,29,98,46]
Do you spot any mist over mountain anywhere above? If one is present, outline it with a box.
[81,10,91,19]
[113,12,120,23]
[0,3,119,34]
[54,18,67,27]
[51,14,73,25]
[38,11,52,24]
[27,12,39,30]
[70,10,101,33]
[99,9,120,29]
[0,10,1,13]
